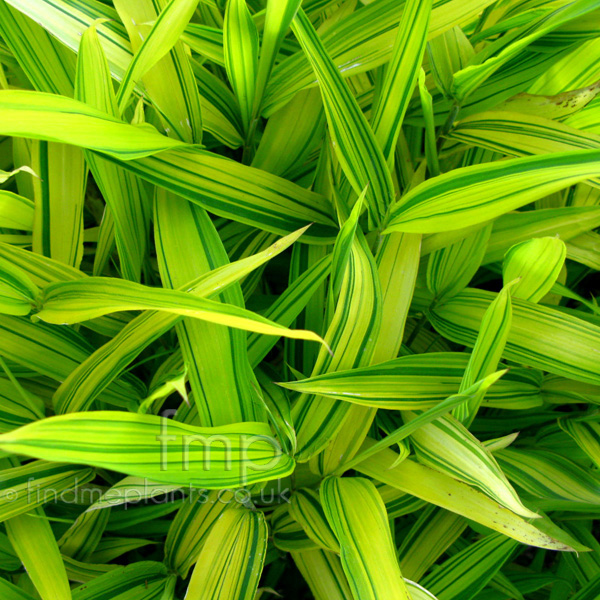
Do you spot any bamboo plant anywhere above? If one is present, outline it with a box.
[0,0,598,598]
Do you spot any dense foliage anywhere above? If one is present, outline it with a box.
[0,0,599,598]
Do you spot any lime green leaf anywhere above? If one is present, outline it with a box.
[291,8,394,225]
[453,284,513,425]
[185,509,267,600]
[451,0,600,102]
[484,206,600,264]
[407,412,538,519]
[0,578,37,600]
[114,0,203,144]
[559,416,600,469]
[0,256,39,316]
[61,555,117,585]
[370,232,421,363]
[386,150,600,234]
[427,225,491,302]
[6,507,71,600]
[75,23,149,282]
[59,506,109,562]
[356,444,575,551]
[0,165,36,184]
[398,506,467,581]
[247,253,332,367]
[0,315,143,410]
[503,237,567,302]
[0,412,294,487]
[71,562,170,600]
[497,81,600,120]
[448,111,600,160]
[0,2,75,96]
[0,460,94,522]
[165,491,239,578]
[224,0,259,134]
[35,277,327,346]
[254,0,302,113]
[273,504,319,553]
[291,548,353,600]
[30,141,86,269]
[281,354,522,409]
[422,533,519,600]
[292,225,381,462]
[115,0,201,114]
[290,488,340,554]
[427,26,474,99]
[370,0,432,161]
[430,288,600,385]
[0,191,34,231]
[51,227,310,414]
[321,476,411,600]
[0,90,183,159]
[155,190,263,426]
[497,447,600,505]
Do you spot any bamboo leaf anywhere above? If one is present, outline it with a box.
[224,0,258,135]
[291,8,395,225]
[35,277,327,345]
[386,151,600,234]
[503,237,567,302]
[321,476,411,600]
[185,509,268,600]
[356,444,575,551]
[0,412,294,487]
[6,507,71,600]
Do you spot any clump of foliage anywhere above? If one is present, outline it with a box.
[0,0,599,598]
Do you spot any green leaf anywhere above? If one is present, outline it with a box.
[254,0,302,114]
[422,533,518,600]
[291,548,353,600]
[75,23,149,282]
[356,444,575,551]
[453,284,513,425]
[281,353,527,409]
[370,232,421,363]
[429,288,600,385]
[51,227,309,414]
[370,0,432,161]
[321,476,411,600]
[406,412,538,519]
[386,150,600,234]
[291,8,394,225]
[185,509,268,600]
[0,411,294,487]
[224,0,259,135]
[155,190,262,426]
[35,276,327,346]
[114,0,203,144]
[559,416,600,469]
[447,111,600,160]
[71,562,170,600]
[503,237,567,302]
[165,491,239,578]
[0,191,35,231]
[290,488,340,554]
[398,506,467,581]
[450,0,600,102]
[0,90,184,159]
[0,460,95,522]
[292,220,381,462]
[6,507,71,600]
[114,0,201,114]
[427,225,491,302]
[497,447,600,505]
